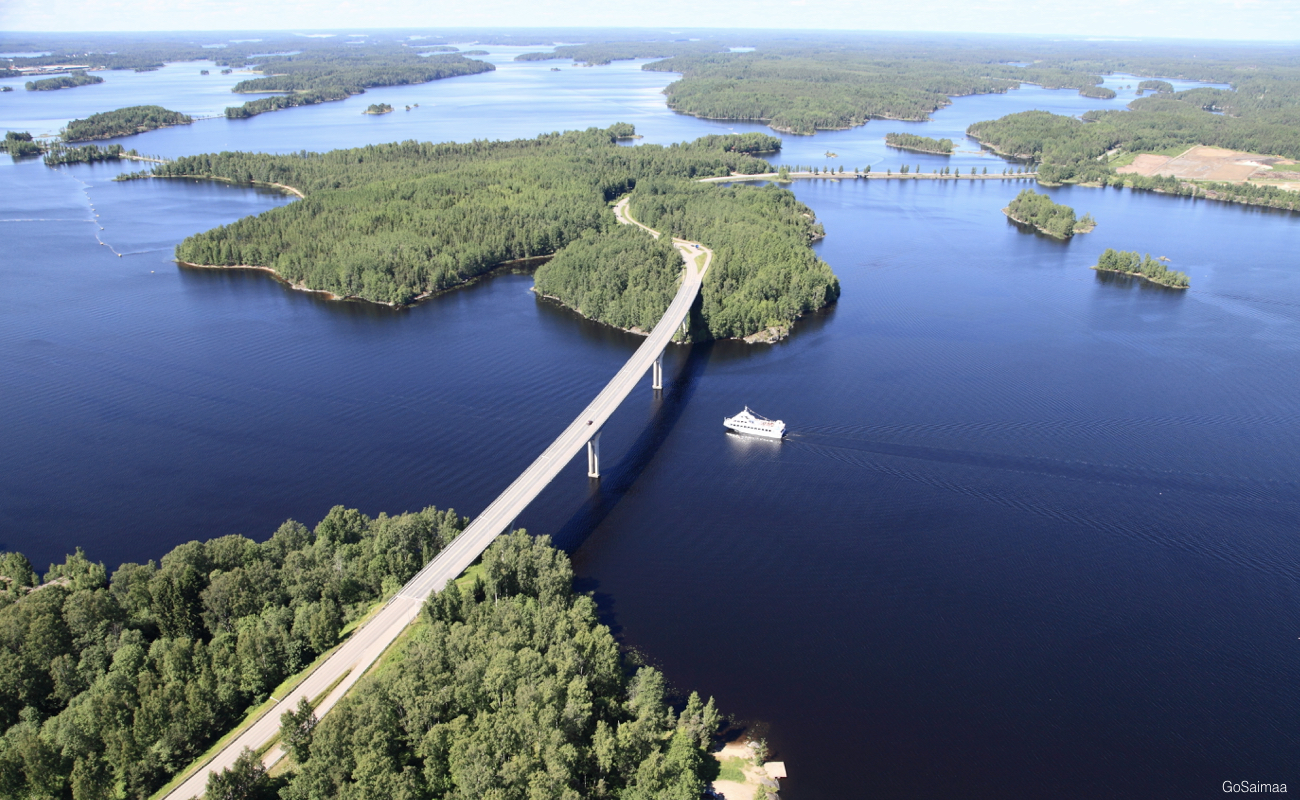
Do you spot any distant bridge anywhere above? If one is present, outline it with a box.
[165,197,712,799]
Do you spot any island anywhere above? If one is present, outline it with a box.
[1,86,12,92]
[43,143,129,166]
[143,125,837,341]
[1,131,43,157]
[1004,188,1084,238]
[363,102,393,114]
[885,132,954,154]
[24,70,104,91]
[64,105,194,142]
[1138,79,1174,94]
[1093,248,1189,288]
[1079,85,1117,99]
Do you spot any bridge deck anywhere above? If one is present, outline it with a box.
[164,199,711,800]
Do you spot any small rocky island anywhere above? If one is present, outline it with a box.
[885,132,954,154]
[364,103,393,115]
[1093,249,1189,288]
[1004,188,1093,238]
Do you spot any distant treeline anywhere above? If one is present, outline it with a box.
[224,51,493,118]
[1005,188,1078,238]
[64,105,193,142]
[516,40,725,65]
[147,125,835,339]
[1094,248,1189,288]
[0,504,468,799]
[25,71,102,91]
[885,132,954,154]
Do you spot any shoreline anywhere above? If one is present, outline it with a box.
[699,171,1036,183]
[176,254,554,308]
[1091,266,1189,289]
[145,173,306,198]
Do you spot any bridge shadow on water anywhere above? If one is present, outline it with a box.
[560,341,715,635]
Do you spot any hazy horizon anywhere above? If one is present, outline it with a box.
[2,0,1298,43]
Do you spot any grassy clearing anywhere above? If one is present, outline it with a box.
[1268,162,1300,172]
[717,757,748,782]
[1108,151,1138,168]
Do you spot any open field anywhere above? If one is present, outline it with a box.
[1117,145,1299,183]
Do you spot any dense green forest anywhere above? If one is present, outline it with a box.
[2,131,43,158]
[248,531,722,800]
[884,132,954,154]
[1004,188,1078,238]
[148,125,834,340]
[224,51,493,118]
[43,143,125,166]
[630,180,839,340]
[63,106,193,142]
[534,225,684,333]
[1093,249,1189,288]
[0,504,468,799]
[25,71,103,91]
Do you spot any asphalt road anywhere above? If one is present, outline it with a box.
[164,198,711,799]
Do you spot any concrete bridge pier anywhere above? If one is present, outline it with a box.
[652,351,664,391]
[586,431,602,478]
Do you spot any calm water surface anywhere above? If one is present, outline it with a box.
[2,52,1295,798]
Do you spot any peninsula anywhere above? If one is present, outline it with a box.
[0,515,725,800]
[148,126,838,341]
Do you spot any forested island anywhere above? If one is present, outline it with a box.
[63,105,193,142]
[1004,188,1084,238]
[1078,85,1117,100]
[224,50,493,118]
[1,131,43,158]
[363,102,393,114]
[1093,249,1189,287]
[885,132,954,154]
[1138,79,1174,94]
[147,125,838,341]
[0,510,725,799]
[25,70,103,91]
[43,143,126,166]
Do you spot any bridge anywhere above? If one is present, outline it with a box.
[164,197,712,799]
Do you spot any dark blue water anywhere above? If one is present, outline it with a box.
[2,52,1295,798]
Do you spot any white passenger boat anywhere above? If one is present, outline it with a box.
[723,407,785,439]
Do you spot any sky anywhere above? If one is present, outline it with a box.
[2,0,1298,41]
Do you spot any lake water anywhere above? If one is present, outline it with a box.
[2,49,1295,798]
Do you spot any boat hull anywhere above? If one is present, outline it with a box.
[723,421,785,439]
